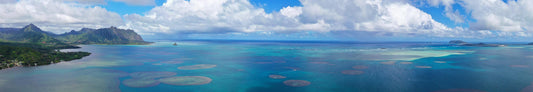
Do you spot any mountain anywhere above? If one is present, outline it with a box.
[0,24,78,49]
[0,24,151,45]
[55,26,151,45]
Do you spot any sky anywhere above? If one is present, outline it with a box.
[1,0,533,42]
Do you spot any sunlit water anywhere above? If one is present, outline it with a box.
[1,41,533,92]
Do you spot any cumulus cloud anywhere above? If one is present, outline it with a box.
[461,0,533,32]
[112,0,156,6]
[280,6,302,18]
[413,0,533,38]
[0,0,123,33]
[123,0,323,34]
[422,0,533,32]
[124,0,459,38]
[3,0,530,40]
[0,0,17,4]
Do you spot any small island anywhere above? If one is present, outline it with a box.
[449,40,505,47]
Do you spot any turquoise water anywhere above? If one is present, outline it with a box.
[1,41,533,92]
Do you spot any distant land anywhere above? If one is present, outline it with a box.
[0,24,151,45]
[55,26,152,45]
[0,24,150,69]
[0,42,90,69]
[0,24,78,49]
[449,40,506,47]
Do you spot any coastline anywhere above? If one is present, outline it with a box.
[0,42,91,70]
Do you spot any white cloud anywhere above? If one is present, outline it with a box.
[0,0,17,4]
[112,0,156,6]
[0,0,123,33]
[414,0,533,38]
[353,2,450,33]
[280,6,302,18]
[461,0,533,32]
[123,0,277,34]
[427,0,455,7]
[125,0,458,38]
[4,0,530,40]
[63,0,106,5]
[444,9,465,23]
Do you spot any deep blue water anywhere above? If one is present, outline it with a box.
[0,41,532,92]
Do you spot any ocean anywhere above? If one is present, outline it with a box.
[0,41,532,92]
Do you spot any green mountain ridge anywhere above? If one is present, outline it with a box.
[55,27,151,45]
[0,24,78,49]
[0,24,151,45]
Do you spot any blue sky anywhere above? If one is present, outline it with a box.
[1,0,533,42]
[249,0,302,13]
[101,0,303,15]
[100,0,167,15]
[418,4,469,28]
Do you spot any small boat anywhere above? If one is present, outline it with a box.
[173,42,177,46]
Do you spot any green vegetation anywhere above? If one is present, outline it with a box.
[0,24,79,48]
[0,24,151,69]
[0,24,92,69]
[0,42,90,69]
[55,27,152,45]
[1,24,151,46]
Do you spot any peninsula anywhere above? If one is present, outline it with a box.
[0,24,150,69]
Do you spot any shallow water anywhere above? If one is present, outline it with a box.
[1,41,533,92]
